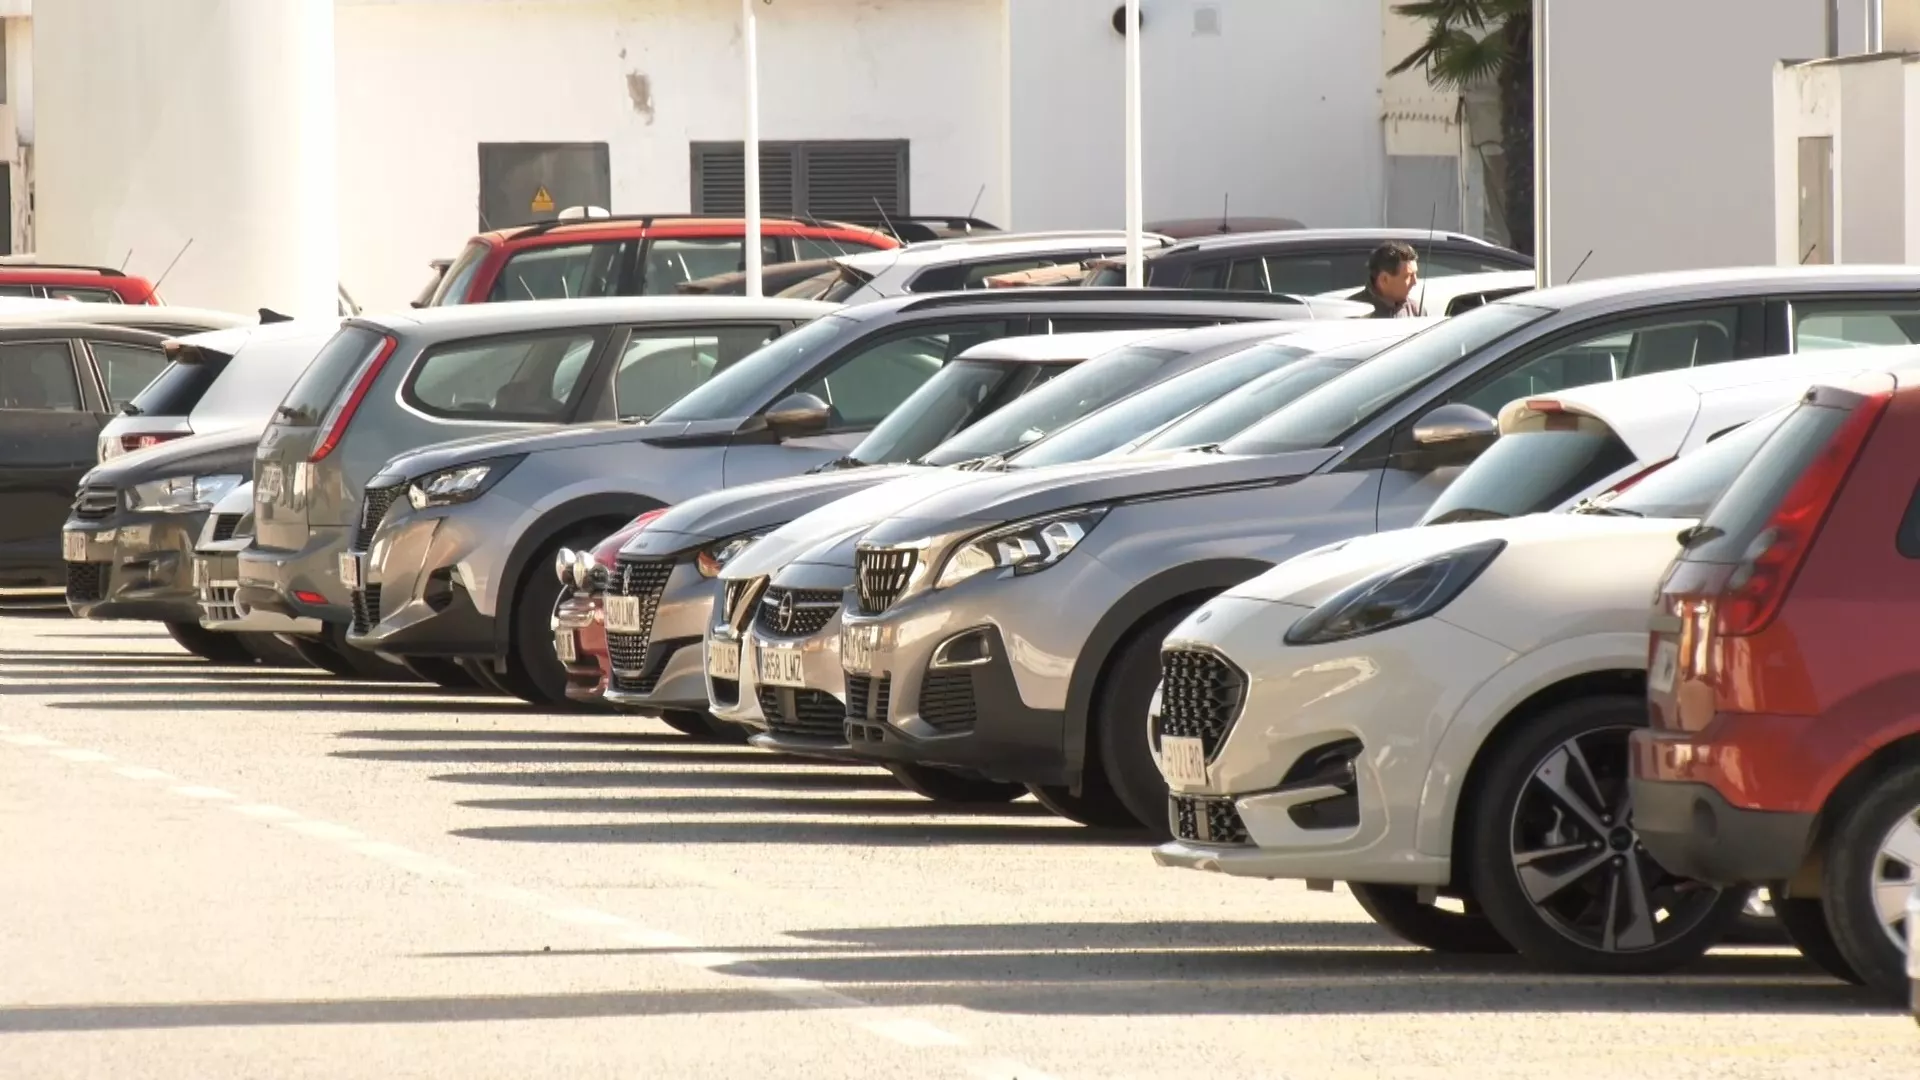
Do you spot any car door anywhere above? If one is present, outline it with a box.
[0,338,100,585]
[588,322,786,423]
[81,336,172,414]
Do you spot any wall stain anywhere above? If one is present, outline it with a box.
[626,72,655,125]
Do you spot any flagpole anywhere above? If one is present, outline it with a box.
[1123,0,1144,287]
[743,0,764,297]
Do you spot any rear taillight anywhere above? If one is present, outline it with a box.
[1603,457,1671,497]
[311,335,398,463]
[1714,390,1891,636]
[120,432,186,455]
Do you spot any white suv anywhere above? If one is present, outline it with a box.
[820,232,1173,304]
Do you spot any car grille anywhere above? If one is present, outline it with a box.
[352,484,406,553]
[1169,793,1252,846]
[753,587,841,639]
[66,561,109,602]
[855,547,916,614]
[604,557,674,691]
[918,670,977,732]
[209,513,242,543]
[199,580,241,624]
[845,672,892,723]
[70,485,118,522]
[1157,648,1248,759]
[350,584,381,635]
[757,684,846,739]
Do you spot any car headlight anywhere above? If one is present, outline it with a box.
[697,532,767,578]
[407,456,523,510]
[934,507,1108,590]
[127,473,244,513]
[1283,539,1505,647]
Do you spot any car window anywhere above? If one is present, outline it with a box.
[1084,265,1130,288]
[0,284,37,298]
[1226,259,1268,292]
[47,287,123,303]
[1424,250,1529,276]
[1684,399,1862,564]
[406,331,602,422]
[850,358,1035,465]
[1135,354,1354,452]
[1451,307,1741,417]
[0,341,82,411]
[488,241,634,303]
[1423,427,1637,525]
[1791,300,1920,351]
[795,320,1009,429]
[276,326,389,425]
[613,325,779,421]
[129,357,226,417]
[921,344,1182,466]
[1596,408,1793,520]
[642,238,778,295]
[88,341,169,409]
[655,315,853,423]
[431,241,492,306]
[794,236,883,260]
[1264,253,1369,296]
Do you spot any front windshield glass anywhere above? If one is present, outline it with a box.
[1585,407,1792,520]
[1422,427,1635,524]
[1220,304,1548,455]
[919,345,1179,466]
[1131,356,1355,453]
[429,240,490,307]
[653,315,852,423]
[1009,342,1306,468]
[849,359,1022,465]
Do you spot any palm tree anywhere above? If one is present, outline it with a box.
[1389,0,1533,255]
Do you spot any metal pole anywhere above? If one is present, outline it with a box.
[1123,0,1144,287]
[742,0,764,297]
[1868,0,1884,52]
[1826,0,1841,57]
[1531,0,1550,287]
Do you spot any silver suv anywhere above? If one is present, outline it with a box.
[819,231,1173,304]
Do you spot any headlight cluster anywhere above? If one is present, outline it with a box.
[408,456,522,510]
[934,507,1108,590]
[697,533,765,578]
[1284,539,1505,646]
[127,473,244,513]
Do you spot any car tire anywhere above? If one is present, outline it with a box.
[1772,896,1862,985]
[887,763,1027,804]
[164,621,257,665]
[285,633,360,677]
[1819,763,1920,1001]
[1025,778,1141,830]
[1465,695,1749,974]
[1094,605,1199,838]
[658,709,714,738]
[1348,884,1516,954]
[327,625,422,682]
[500,534,603,709]
[401,657,479,690]
[237,631,309,669]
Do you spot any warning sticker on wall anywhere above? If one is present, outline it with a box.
[531,186,556,213]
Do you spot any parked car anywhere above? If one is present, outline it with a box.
[351,288,1361,705]
[1631,365,1920,1001]
[817,232,1175,305]
[0,303,251,339]
[0,322,179,598]
[676,259,843,298]
[585,321,1323,726]
[189,480,317,668]
[0,263,161,304]
[1080,228,1532,294]
[1316,270,1538,317]
[1147,217,1307,240]
[97,320,340,462]
[426,216,897,306]
[551,509,667,707]
[1148,347,1920,975]
[832,268,1920,831]
[412,259,453,309]
[235,297,838,677]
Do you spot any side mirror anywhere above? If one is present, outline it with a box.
[763,392,832,437]
[1410,403,1499,461]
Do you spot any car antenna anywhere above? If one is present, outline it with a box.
[119,249,133,272]
[1219,192,1231,232]
[1800,242,1819,265]
[149,238,194,297]
[870,197,901,244]
[1564,249,1595,283]
[965,184,986,225]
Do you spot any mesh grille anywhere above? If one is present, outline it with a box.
[71,486,118,521]
[352,485,405,553]
[757,684,846,739]
[605,557,674,690]
[210,514,242,543]
[1157,648,1248,758]
[65,561,109,602]
[855,548,916,614]
[918,670,978,732]
[350,584,381,635]
[199,583,241,624]
[753,587,841,639]
[1169,794,1252,846]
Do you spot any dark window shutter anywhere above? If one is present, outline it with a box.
[690,143,797,215]
[691,140,906,223]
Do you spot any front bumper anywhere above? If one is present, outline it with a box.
[63,510,206,622]
[738,583,854,758]
[554,589,610,704]
[193,539,324,635]
[236,524,353,625]
[601,557,719,714]
[345,507,498,657]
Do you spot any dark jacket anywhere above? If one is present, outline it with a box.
[1349,285,1424,319]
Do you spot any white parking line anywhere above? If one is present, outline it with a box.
[169,785,239,800]
[49,748,112,762]
[2,733,60,747]
[111,765,178,782]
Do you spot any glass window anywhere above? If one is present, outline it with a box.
[1422,251,1531,276]
[795,321,1009,429]
[1226,259,1269,292]
[1596,409,1792,520]
[89,341,169,409]
[406,331,601,422]
[656,315,854,423]
[47,287,122,303]
[1423,428,1637,525]
[1223,304,1549,455]
[1135,355,1353,452]
[817,266,877,303]
[1792,301,1920,351]
[430,240,492,307]
[487,241,634,303]
[1451,307,1741,417]
[849,359,1031,465]
[0,341,81,410]
[1084,265,1129,288]
[642,237,779,295]
[794,236,884,261]
[128,357,226,417]
[612,325,779,421]
[1685,399,1863,564]
[1182,263,1226,290]
[921,345,1182,466]
[1263,253,1369,296]
[274,326,386,425]
[910,257,1076,293]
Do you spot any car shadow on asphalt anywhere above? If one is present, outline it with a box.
[337,728,699,746]
[432,768,906,793]
[50,696,538,714]
[331,746,829,767]
[453,794,1058,817]
[448,819,1142,847]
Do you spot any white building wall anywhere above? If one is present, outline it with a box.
[1008,0,1384,231]
[1774,60,1842,264]
[337,0,1009,311]
[1837,56,1906,262]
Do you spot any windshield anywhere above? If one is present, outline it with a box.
[273,326,386,426]
[429,241,490,306]
[1595,409,1794,520]
[653,316,853,423]
[849,359,1032,465]
[1131,355,1355,453]
[1423,427,1637,524]
[126,355,229,417]
[918,345,1181,466]
[1009,342,1305,468]
[1220,304,1548,455]
[819,265,879,302]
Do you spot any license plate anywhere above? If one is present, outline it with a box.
[257,463,284,501]
[192,558,206,588]
[759,643,806,688]
[605,595,643,633]
[1649,639,1678,695]
[338,552,360,590]
[555,630,577,665]
[62,530,88,562]
[708,639,740,680]
[842,624,874,674]
[1160,735,1209,786]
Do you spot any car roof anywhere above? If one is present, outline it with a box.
[480,216,893,245]
[169,317,346,359]
[353,297,843,340]
[955,329,1175,363]
[841,286,1360,321]
[1157,227,1521,258]
[1260,316,1443,351]
[837,231,1173,271]
[0,264,148,283]
[1497,265,1920,313]
[0,304,251,333]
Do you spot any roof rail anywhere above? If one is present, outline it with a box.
[0,262,129,277]
[506,213,828,239]
[897,286,1310,311]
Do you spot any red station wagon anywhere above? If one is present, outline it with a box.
[427,215,898,307]
[0,264,162,304]
[1632,369,1920,1001]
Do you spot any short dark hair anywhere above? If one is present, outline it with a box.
[1368,241,1419,283]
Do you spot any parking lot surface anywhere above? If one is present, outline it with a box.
[1,614,1911,1079]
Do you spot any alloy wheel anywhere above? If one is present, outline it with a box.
[1866,807,1920,954]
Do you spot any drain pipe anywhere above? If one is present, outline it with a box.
[1867,0,1884,53]
[1827,0,1841,56]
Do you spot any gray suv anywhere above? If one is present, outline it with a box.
[236,297,837,674]
[350,289,1367,705]
[833,267,1920,831]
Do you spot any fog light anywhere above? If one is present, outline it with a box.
[554,548,578,585]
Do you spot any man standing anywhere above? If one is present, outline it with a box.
[1351,241,1423,318]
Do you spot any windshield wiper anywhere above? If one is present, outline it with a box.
[1193,442,1224,454]
[1571,501,1643,518]
[805,455,866,474]
[955,452,1008,472]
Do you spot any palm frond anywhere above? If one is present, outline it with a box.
[1392,0,1528,88]
[1392,0,1490,32]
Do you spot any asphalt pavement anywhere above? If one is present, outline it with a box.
[0,614,1911,1079]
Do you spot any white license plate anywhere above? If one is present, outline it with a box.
[708,639,740,680]
[759,643,807,688]
[257,463,284,501]
[1160,735,1209,786]
[605,595,643,633]
[842,624,874,674]
[1649,639,1678,695]
[338,552,361,590]
[62,530,88,562]
[555,630,577,665]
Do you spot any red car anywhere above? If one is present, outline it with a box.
[550,510,667,704]
[0,264,161,304]
[427,215,897,306]
[1632,370,1920,1000]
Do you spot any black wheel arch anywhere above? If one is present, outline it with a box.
[1788,731,1920,897]
[489,492,666,655]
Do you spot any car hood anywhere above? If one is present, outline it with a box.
[722,467,1009,581]
[372,417,728,482]
[81,426,262,487]
[621,463,929,558]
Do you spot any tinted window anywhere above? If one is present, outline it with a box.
[795,236,884,261]
[1084,265,1129,288]
[851,359,1032,465]
[776,269,841,300]
[89,341,169,409]
[431,241,491,306]
[1598,409,1792,520]
[644,237,779,295]
[276,326,387,425]
[47,287,122,303]
[0,341,80,410]
[818,266,879,303]
[613,325,779,421]
[922,345,1180,466]
[1424,250,1530,275]
[1451,307,1740,418]
[795,321,1007,429]
[1223,304,1548,455]
[911,256,1090,293]
[1423,429,1636,524]
[1226,260,1268,292]
[1134,354,1352,452]
[1792,300,1920,350]
[127,357,227,417]
[655,315,853,423]
[406,331,603,422]
[1264,253,1368,296]
[488,241,634,303]
[1685,399,1861,564]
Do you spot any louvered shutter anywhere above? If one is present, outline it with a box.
[691,140,907,222]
